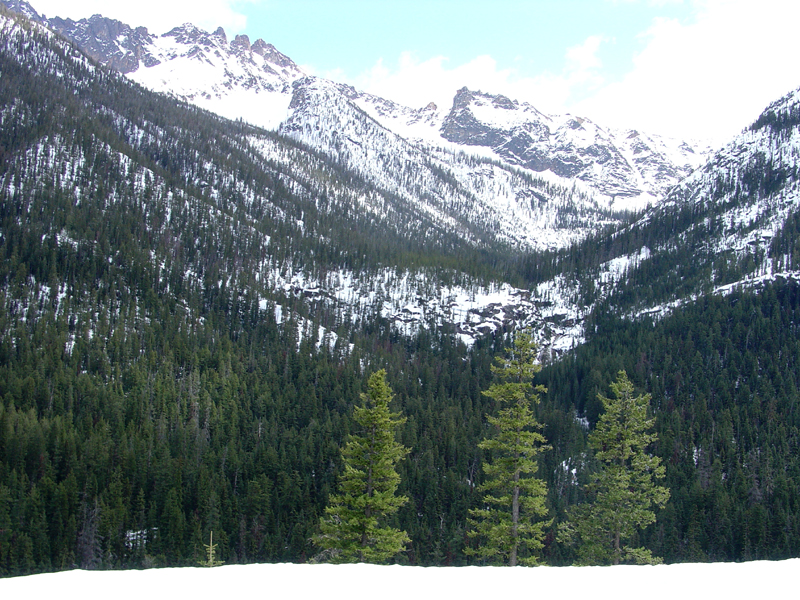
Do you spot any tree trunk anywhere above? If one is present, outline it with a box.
[361,425,376,558]
[511,442,520,567]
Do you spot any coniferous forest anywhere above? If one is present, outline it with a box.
[1,6,800,576]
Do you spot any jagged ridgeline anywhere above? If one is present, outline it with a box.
[0,8,514,279]
[1,0,714,256]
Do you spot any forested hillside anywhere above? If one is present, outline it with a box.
[1,6,800,576]
[0,8,533,572]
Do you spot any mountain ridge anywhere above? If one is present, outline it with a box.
[1,0,709,249]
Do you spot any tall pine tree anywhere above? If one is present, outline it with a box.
[466,332,551,566]
[315,370,411,563]
[559,371,669,565]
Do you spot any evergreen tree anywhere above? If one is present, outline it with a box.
[559,371,669,565]
[199,531,224,567]
[466,332,551,566]
[314,370,411,563]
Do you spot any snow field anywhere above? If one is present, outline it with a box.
[1,560,796,600]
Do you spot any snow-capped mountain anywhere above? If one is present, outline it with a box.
[437,88,706,208]
[347,86,708,210]
[4,0,798,354]
[44,14,305,130]
[0,7,555,352]
[6,3,800,573]
[3,0,711,252]
[278,75,625,251]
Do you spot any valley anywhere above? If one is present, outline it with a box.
[1,0,799,573]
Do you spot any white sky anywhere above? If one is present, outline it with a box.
[25,0,800,145]
[1,560,797,600]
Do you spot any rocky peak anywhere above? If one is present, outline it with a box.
[47,13,157,73]
[258,42,299,71]
[251,38,268,56]
[566,117,586,130]
[164,23,212,45]
[451,87,476,111]
[231,33,250,52]
[439,87,706,204]
[0,0,707,213]
[441,88,549,152]
[492,94,517,110]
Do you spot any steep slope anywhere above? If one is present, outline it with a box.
[0,4,586,353]
[279,76,625,251]
[603,85,800,316]
[0,8,520,572]
[520,85,800,566]
[526,83,800,357]
[2,0,710,252]
[437,88,707,209]
[44,12,305,129]
[354,86,708,211]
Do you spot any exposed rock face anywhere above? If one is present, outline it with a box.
[38,13,305,103]
[231,34,250,53]
[1,0,41,22]
[0,0,306,90]
[47,14,159,73]
[254,42,298,71]
[440,88,706,202]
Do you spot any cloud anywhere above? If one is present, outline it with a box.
[565,35,605,73]
[32,0,800,145]
[572,0,800,143]
[29,0,260,35]
[355,0,800,144]
[355,36,607,115]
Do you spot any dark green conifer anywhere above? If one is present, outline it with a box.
[559,371,669,565]
[466,332,551,566]
[315,370,410,563]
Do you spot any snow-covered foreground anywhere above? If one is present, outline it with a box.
[2,560,796,600]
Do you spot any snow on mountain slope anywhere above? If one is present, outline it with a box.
[498,85,800,346]
[259,262,581,352]
[350,91,449,146]
[651,87,800,267]
[128,24,303,129]
[436,88,709,210]
[46,13,305,130]
[583,85,800,324]
[3,0,713,253]
[290,84,707,218]
[347,86,709,212]
[276,76,622,250]
[0,9,574,357]
[9,0,796,358]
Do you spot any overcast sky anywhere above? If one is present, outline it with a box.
[26,0,800,145]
